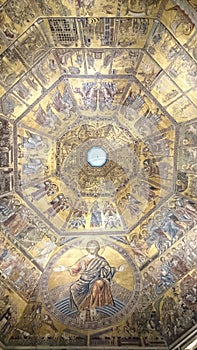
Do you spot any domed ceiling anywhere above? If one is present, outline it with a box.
[0,0,197,349]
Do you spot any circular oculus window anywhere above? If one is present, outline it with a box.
[87,146,107,167]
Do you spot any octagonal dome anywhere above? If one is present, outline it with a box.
[0,0,196,349]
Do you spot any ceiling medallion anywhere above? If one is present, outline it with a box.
[87,146,107,167]
[40,238,141,331]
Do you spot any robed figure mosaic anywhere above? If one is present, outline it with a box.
[68,240,125,322]
[40,238,141,329]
